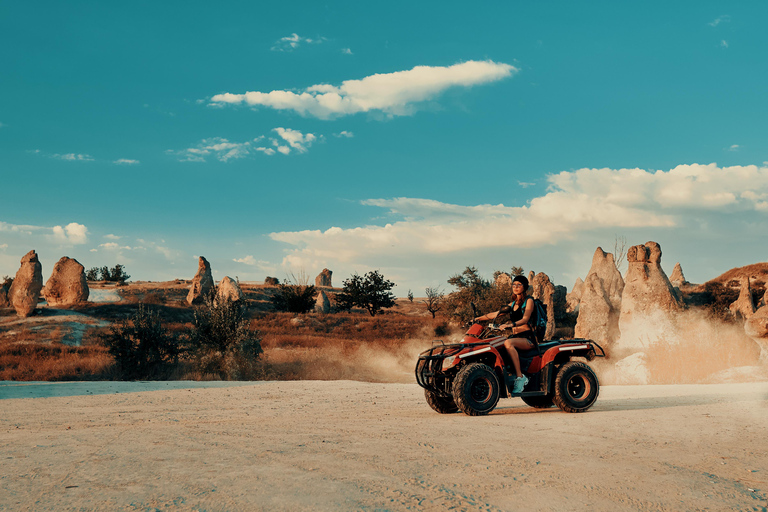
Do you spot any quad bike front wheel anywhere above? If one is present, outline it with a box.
[424,389,459,414]
[452,363,500,416]
[553,361,599,413]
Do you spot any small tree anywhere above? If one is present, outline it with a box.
[85,267,100,281]
[407,290,414,302]
[336,270,396,316]
[423,286,444,319]
[99,266,111,281]
[100,304,182,379]
[1,275,13,289]
[613,235,627,274]
[189,297,263,379]
[110,264,130,284]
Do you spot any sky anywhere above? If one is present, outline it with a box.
[1,1,767,296]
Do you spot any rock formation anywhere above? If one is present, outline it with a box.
[617,242,681,348]
[566,277,584,313]
[315,269,333,288]
[745,306,768,361]
[553,285,567,323]
[494,273,513,287]
[314,290,331,314]
[669,262,688,288]
[264,276,279,286]
[186,256,215,305]
[8,250,44,317]
[43,257,89,306]
[574,248,624,346]
[729,278,755,321]
[216,276,244,304]
[530,272,556,340]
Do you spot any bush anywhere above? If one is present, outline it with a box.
[99,304,182,379]
[271,282,317,313]
[335,270,396,316]
[188,297,263,379]
[443,266,518,323]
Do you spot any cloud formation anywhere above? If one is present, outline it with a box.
[210,60,516,119]
[709,15,730,27]
[51,223,89,245]
[271,33,325,52]
[270,163,768,267]
[171,129,318,162]
[114,158,140,165]
[52,153,94,161]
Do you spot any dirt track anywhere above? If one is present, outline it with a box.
[2,381,767,511]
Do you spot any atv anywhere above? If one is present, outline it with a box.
[415,305,605,416]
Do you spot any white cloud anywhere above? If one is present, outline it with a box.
[104,234,121,240]
[341,48,353,55]
[270,163,768,266]
[273,127,316,154]
[52,153,94,161]
[709,15,730,27]
[99,242,132,251]
[114,158,140,165]
[51,222,89,245]
[172,130,318,161]
[271,33,325,52]
[728,144,739,151]
[334,131,354,138]
[0,243,7,250]
[518,181,536,188]
[210,60,517,119]
[721,40,729,48]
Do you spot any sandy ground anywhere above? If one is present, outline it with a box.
[2,381,767,512]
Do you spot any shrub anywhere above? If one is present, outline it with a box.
[335,270,396,316]
[85,267,99,281]
[271,282,317,313]
[188,297,263,380]
[99,304,182,379]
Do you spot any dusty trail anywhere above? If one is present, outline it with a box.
[1,381,767,511]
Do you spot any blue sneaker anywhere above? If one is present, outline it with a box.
[513,375,529,393]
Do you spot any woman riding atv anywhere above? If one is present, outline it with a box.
[474,275,535,393]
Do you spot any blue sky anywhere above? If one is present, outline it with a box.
[1,2,767,295]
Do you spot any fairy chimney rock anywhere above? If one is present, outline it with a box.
[729,278,756,321]
[314,290,331,314]
[745,305,768,361]
[216,276,244,303]
[574,247,624,346]
[186,256,215,305]
[669,262,687,288]
[566,277,584,313]
[495,273,513,287]
[315,268,333,288]
[9,250,44,317]
[618,241,680,339]
[43,257,89,306]
[530,272,556,340]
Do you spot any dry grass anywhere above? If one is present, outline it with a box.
[0,340,114,381]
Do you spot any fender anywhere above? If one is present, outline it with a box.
[540,343,594,367]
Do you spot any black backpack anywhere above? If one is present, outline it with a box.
[514,297,548,342]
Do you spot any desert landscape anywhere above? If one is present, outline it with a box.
[2,241,768,511]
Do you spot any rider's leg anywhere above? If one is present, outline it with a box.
[504,337,534,378]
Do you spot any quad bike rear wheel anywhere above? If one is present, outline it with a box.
[553,361,599,413]
[521,395,554,409]
[424,389,459,414]
[452,363,500,416]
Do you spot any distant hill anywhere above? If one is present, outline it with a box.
[697,263,768,291]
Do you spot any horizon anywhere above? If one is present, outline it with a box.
[2,2,767,295]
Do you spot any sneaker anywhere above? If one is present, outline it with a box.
[512,375,529,393]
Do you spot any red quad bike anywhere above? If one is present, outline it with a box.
[415,304,606,416]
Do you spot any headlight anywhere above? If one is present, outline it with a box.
[442,355,459,371]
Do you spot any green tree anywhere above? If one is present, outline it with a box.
[85,267,100,281]
[407,289,414,302]
[100,304,182,379]
[99,266,111,281]
[110,264,130,284]
[336,270,396,316]
[444,266,517,323]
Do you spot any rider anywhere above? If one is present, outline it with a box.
[474,275,534,393]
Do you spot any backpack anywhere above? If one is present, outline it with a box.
[516,297,548,343]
